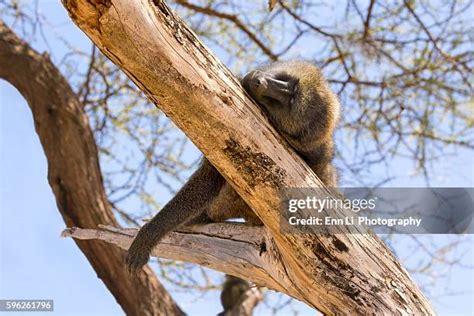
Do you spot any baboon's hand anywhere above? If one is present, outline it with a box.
[126,227,152,274]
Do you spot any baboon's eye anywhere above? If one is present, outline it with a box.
[273,72,292,82]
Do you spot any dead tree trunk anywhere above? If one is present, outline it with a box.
[58,0,435,314]
[0,20,184,316]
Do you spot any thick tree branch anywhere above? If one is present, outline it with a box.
[63,224,288,293]
[60,0,434,314]
[0,20,183,316]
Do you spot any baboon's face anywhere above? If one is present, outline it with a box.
[242,61,339,143]
[242,68,299,110]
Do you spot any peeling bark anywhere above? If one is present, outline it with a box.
[0,20,183,316]
[58,0,435,314]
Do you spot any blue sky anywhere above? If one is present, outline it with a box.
[1,1,473,315]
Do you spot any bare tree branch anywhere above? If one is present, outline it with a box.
[63,224,288,293]
[363,0,376,38]
[175,0,278,60]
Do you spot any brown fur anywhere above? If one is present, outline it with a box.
[126,61,340,272]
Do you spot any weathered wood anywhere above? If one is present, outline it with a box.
[60,0,435,314]
[63,225,288,293]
